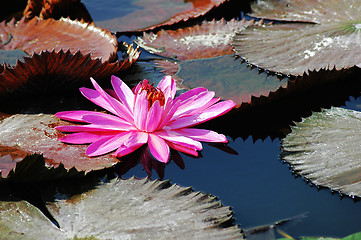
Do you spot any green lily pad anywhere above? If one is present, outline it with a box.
[281,107,361,198]
[0,177,244,239]
[233,0,361,76]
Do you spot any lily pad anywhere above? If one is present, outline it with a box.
[157,55,289,108]
[233,0,361,76]
[0,177,244,239]
[0,45,139,96]
[248,0,358,24]
[0,17,117,62]
[136,18,257,60]
[277,230,361,240]
[0,114,119,178]
[193,67,361,140]
[281,107,361,198]
[23,0,93,22]
[84,0,229,32]
[0,17,140,95]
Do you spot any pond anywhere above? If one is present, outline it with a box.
[120,56,361,239]
[1,0,361,239]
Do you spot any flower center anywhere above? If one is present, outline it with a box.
[140,80,165,108]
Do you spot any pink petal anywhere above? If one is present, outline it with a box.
[79,87,119,117]
[134,91,148,131]
[58,132,116,144]
[172,91,215,119]
[166,141,198,156]
[146,100,163,132]
[113,131,148,157]
[55,110,97,123]
[155,130,202,150]
[80,78,133,123]
[90,77,134,122]
[132,82,142,94]
[56,124,129,132]
[158,99,181,129]
[173,128,228,143]
[157,76,176,100]
[111,75,135,113]
[86,132,130,157]
[148,133,170,163]
[167,100,235,129]
[81,113,135,129]
[157,98,173,126]
[175,87,207,103]
[194,97,220,114]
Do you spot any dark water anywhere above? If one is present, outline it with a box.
[119,94,361,239]
[123,131,361,239]
[83,0,142,22]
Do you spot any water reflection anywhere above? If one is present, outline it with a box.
[114,142,238,180]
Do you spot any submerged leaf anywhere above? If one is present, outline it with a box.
[281,107,361,198]
[233,0,361,76]
[159,60,361,141]
[0,114,119,176]
[157,55,288,108]
[136,18,257,60]
[0,177,244,239]
[85,0,230,32]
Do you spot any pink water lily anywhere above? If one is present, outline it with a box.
[55,75,235,163]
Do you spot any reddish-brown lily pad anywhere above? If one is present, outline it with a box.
[0,17,140,95]
[0,17,117,62]
[233,0,361,76]
[85,0,229,32]
[136,18,257,60]
[23,0,93,22]
[0,114,119,179]
[0,47,139,96]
